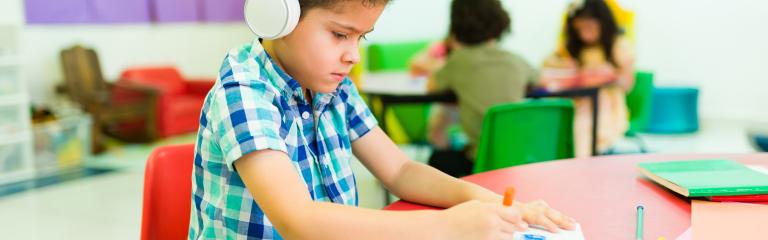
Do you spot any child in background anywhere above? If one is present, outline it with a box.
[409,40,464,152]
[424,0,539,177]
[543,0,635,156]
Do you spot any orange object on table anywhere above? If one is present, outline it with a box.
[503,187,515,206]
[692,200,768,240]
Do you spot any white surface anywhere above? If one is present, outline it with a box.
[0,130,31,145]
[0,93,28,106]
[0,24,34,186]
[362,72,427,95]
[0,169,144,240]
[675,227,692,240]
[635,119,757,154]
[0,0,23,25]
[0,55,20,66]
[513,224,584,240]
[747,165,768,175]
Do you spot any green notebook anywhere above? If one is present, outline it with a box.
[638,160,768,197]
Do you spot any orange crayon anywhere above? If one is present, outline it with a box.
[503,187,515,206]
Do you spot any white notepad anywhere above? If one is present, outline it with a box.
[513,224,585,240]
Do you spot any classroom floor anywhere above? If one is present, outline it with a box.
[0,118,761,239]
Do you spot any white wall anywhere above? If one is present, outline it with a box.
[0,0,23,24]
[368,0,568,66]
[370,0,768,122]
[22,24,253,103]
[632,0,768,122]
[2,0,768,122]
[0,0,254,105]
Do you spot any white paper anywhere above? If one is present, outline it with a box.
[747,165,768,175]
[513,224,585,240]
[675,227,692,240]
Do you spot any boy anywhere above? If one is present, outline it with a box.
[190,0,575,239]
[419,0,540,178]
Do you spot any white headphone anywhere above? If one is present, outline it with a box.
[244,0,301,40]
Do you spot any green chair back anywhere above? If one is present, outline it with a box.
[390,104,431,144]
[367,41,431,72]
[626,71,654,134]
[474,99,575,173]
[367,41,432,144]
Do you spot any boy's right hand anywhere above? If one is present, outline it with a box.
[440,200,528,240]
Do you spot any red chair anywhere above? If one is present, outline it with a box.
[117,67,214,138]
[141,144,195,240]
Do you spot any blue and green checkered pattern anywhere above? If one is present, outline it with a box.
[189,39,378,239]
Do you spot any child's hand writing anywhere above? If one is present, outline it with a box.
[440,200,529,240]
[515,200,577,233]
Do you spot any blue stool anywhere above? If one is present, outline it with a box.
[750,134,768,152]
[647,87,699,133]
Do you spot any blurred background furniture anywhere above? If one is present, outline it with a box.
[0,25,35,185]
[140,144,194,240]
[119,67,213,138]
[59,45,159,153]
[647,87,700,134]
[748,128,768,152]
[473,99,575,173]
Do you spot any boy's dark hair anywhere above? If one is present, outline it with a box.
[258,0,390,42]
[449,0,511,46]
[565,0,621,66]
[299,0,391,18]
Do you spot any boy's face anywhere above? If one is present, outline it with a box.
[276,1,385,94]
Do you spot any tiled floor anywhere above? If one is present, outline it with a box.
[0,118,762,239]
[0,168,144,239]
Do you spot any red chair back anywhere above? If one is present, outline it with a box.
[141,144,195,240]
[121,67,186,95]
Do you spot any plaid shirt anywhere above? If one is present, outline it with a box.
[189,39,378,239]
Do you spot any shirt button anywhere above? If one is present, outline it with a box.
[302,111,310,119]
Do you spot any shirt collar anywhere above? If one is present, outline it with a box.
[251,39,338,105]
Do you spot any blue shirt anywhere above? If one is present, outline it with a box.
[189,39,378,239]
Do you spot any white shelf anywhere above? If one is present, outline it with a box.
[0,93,28,106]
[0,130,31,146]
[0,55,20,67]
[362,72,428,95]
[0,25,34,185]
[0,169,35,185]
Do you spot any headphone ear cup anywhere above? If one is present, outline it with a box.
[244,0,301,40]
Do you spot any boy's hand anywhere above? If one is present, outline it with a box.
[440,200,528,240]
[515,200,577,233]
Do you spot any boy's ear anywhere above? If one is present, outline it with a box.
[244,0,301,40]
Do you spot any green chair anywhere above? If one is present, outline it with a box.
[474,99,575,173]
[367,41,431,72]
[615,71,654,153]
[390,104,431,144]
[367,41,433,144]
[626,71,654,134]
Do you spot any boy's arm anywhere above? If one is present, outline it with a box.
[234,149,440,239]
[234,149,524,239]
[353,127,577,232]
[352,127,501,207]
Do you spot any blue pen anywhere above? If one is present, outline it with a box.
[523,233,546,240]
[636,205,644,240]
